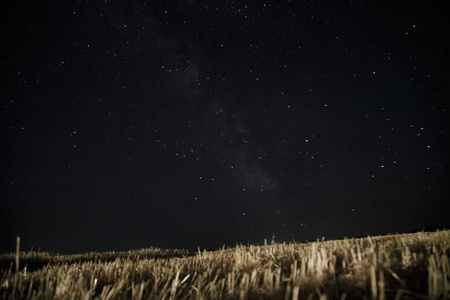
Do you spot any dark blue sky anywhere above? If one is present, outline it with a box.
[1,0,449,254]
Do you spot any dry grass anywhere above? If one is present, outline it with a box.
[1,230,449,299]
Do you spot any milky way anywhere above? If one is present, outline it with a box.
[1,1,449,254]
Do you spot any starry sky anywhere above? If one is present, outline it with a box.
[1,1,449,254]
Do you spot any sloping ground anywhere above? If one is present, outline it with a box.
[1,230,449,299]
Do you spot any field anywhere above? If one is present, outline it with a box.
[1,230,449,299]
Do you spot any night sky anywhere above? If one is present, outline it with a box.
[2,1,449,254]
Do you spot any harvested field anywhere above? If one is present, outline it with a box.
[1,230,449,299]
